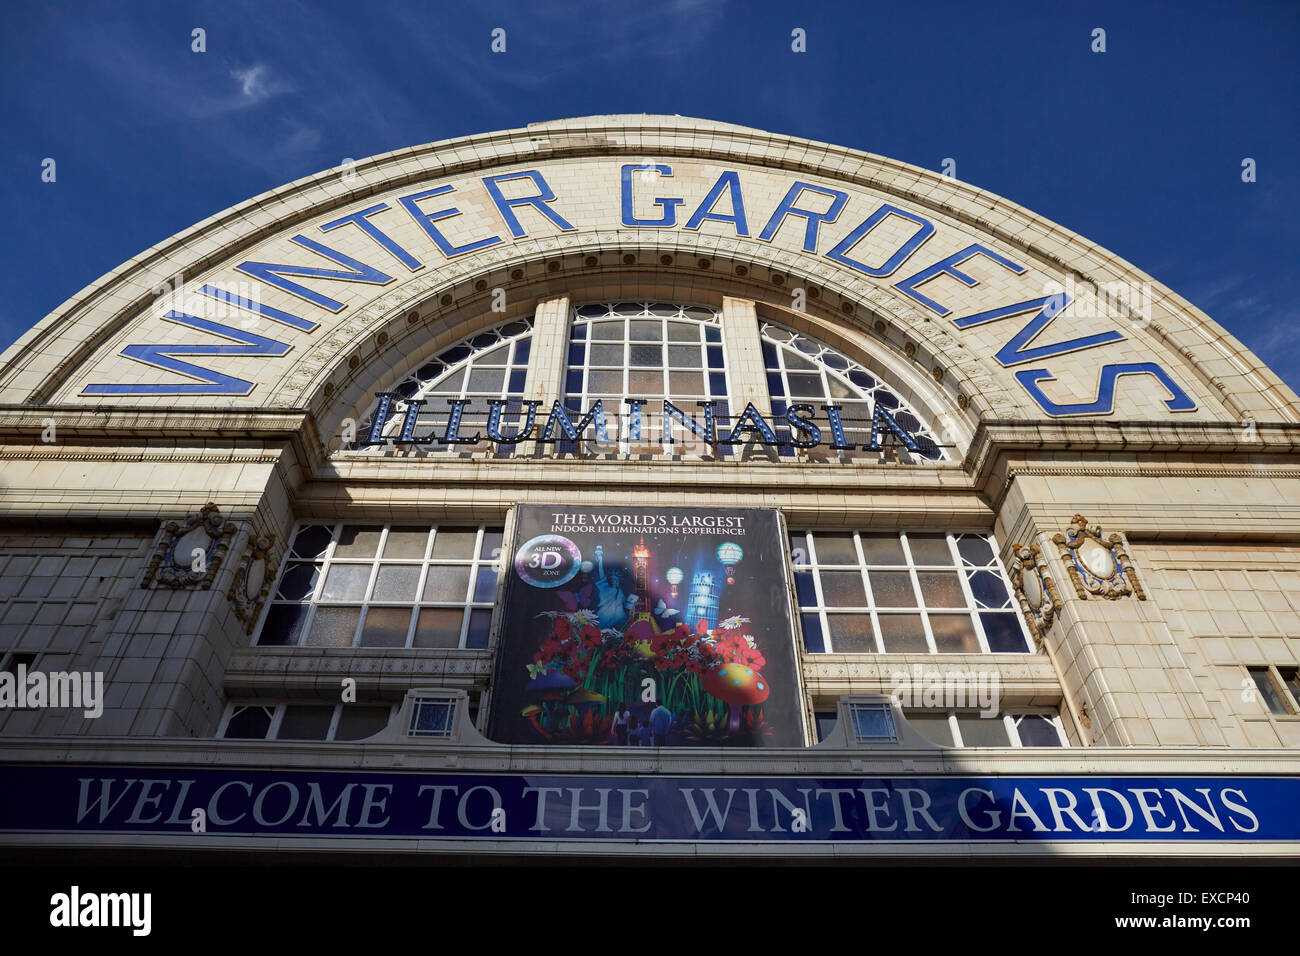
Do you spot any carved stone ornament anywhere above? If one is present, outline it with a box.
[1051,514,1146,601]
[227,532,277,634]
[141,502,236,590]
[1008,542,1060,643]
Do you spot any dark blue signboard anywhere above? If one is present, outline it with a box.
[0,765,1295,842]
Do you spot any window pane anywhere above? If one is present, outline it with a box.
[479,528,504,559]
[629,320,659,341]
[320,565,371,601]
[1015,714,1064,747]
[291,525,334,559]
[431,528,478,559]
[906,713,952,747]
[668,370,703,394]
[223,706,272,740]
[467,368,505,392]
[980,612,1029,653]
[819,571,867,607]
[359,606,412,648]
[968,570,1009,608]
[382,527,429,559]
[276,563,319,601]
[666,322,698,342]
[466,608,493,648]
[257,604,309,646]
[589,343,624,365]
[591,321,622,340]
[587,370,623,394]
[371,565,420,602]
[628,369,662,393]
[811,533,857,566]
[413,607,464,648]
[859,535,906,565]
[929,614,981,653]
[957,535,995,566]
[423,566,471,602]
[1250,668,1290,715]
[334,526,381,558]
[870,571,916,607]
[335,706,391,741]
[878,614,928,652]
[629,344,662,367]
[667,345,702,367]
[801,613,825,653]
[907,534,953,565]
[473,567,499,603]
[305,606,360,647]
[918,571,965,608]
[956,715,1010,747]
[827,614,875,652]
[278,705,334,741]
[794,571,817,607]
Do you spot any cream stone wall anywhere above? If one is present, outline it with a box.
[1135,543,1300,748]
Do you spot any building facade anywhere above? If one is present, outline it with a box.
[1,115,1298,861]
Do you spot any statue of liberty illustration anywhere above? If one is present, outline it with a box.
[593,544,636,631]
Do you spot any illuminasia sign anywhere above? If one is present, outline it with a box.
[0,766,1292,842]
[486,505,805,747]
[363,395,925,453]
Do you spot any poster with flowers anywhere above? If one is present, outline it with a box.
[487,506,804,747]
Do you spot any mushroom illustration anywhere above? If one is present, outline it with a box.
[701,663,771,735]
[520,704,551,740]
[525,672,576,731]
[565,687,606,713]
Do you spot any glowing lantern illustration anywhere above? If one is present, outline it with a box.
[716,542,744,585]
[665,566,684,598]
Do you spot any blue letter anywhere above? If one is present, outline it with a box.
[1015,363,1196,416]
[399,186,503,258]
[82,312,290,396]
[684,170,749,236]
[321,203,423,270]
[759,181,849,252]
[621,164,682,227]
[895,244,1026,316]
[826,204,934,278]
[482,170,576,238]
[954,294,1124,367]
[236,236,394,313]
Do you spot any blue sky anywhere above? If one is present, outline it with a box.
[2,0,1297,392]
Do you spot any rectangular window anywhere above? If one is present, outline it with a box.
[218,700,398,742]
[904,709,1068,747]
[254,523,504,649]
[790,531,1031,654]
[1248,666,1294,715]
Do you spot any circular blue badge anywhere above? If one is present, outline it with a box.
[514,534,583,589]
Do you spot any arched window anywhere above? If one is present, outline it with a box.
[563,302,730,452]
[760,321,946,461]
[359,317,533,449]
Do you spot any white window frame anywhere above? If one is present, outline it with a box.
[252,522,504,650]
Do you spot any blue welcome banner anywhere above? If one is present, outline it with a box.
[0,765,1295,842]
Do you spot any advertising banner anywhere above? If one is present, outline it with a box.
[487,505,803,747]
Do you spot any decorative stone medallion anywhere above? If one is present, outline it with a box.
[227,532,277,634]
[1008,542,1059,643]
[1051,514,1146,601]
[141,502,236,589]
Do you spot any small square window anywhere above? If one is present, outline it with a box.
[848,702,898,744]
[409,697,457,738]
